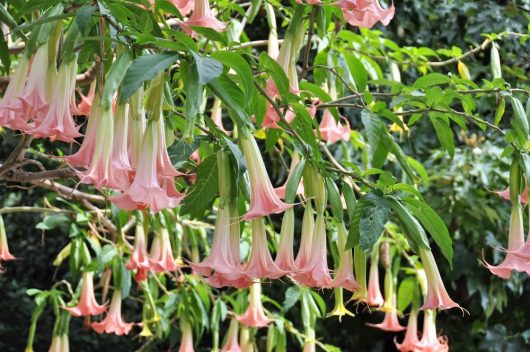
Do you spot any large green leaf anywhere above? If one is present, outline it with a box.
[430,112,455,157]
[413,73,451,89]
[403,197,453,267]
[211,51,254,100]
[181,155,219,219]
[344,53,368,92]
[347,190,390,250]
[120,52,179,102]
[191,51,223,85]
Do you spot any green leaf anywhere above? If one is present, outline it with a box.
[413,73,451,89]
[397,276,416,311]
[430,113,455,157]
[0,4,17,28]
[208,75,250,127]
[189,26,227,44]
[403,197,453,267]
[102,53,131,108]
[282,286,300,313]
[168,136,205,166]
[361,110,389,168]
[259,52,290,98]
[181,155,219,218]
[120,52,179,102]
[75,5,96,35]
[344,53,368,92]
[494,98,505,126]
[191,51,223,85]
[222,135,247,179]
[388,197,430,251]
[36,214,70,230]
[342,182,357,222]
[284,158,306,204]
[211,51,254,100]
[358,191,391,250]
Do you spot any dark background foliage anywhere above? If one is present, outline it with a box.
[1,1,530,351]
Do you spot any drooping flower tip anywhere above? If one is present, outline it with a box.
[341,0,395,29]
[180,0,226,36]
[92,291,134,335]
[236,283,271,328]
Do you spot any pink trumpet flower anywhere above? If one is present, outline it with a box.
[239,128,291,220]
[419,248,460,311]
[63,272,108,317]
[75,81,95,116]
[126,223,151,282]
[0,215,16,262]
[155,117,185,177]
[418,310,449,352]
[0,55,30,127]
[27,60,82,142]
[111,119,184,213]
[319,110,351,144]
[179,319,195,352]
[12,43,51,130]
[242,218,287,279]
[341,0,395,28]
[293,202,315,280]
[109,103,133,187]
[237,282,271,328]
[191,206,240,277]
[483,203,528,278]
[297,213,333,288]
[92,290,134,335]
[329,222,360,291]
[211,98,228,134]
[76,106,122,189]
[149,227,178,272]
[366,251,384,307]
[221,319,242,352]
[180,0,226,36]
[497,186,528,204]
[394,309,421,352]
[366,294,405,332]
[274,208,298,272]
[274,152,304,199]
[64,95,102,168]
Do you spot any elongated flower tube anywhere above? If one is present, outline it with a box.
[341,0,395,28]
[92,290,134,335]
[48,334,69,352]
[419,247,460,311]
[242,218,286,279]
[366,246,384,307]
[237,282,271,328]
[351,245,368,301]
[12,43,51,130]
[418,310,449,352]
[239,327,252,352]
[293,202,315,280]
[149,227,178,272]
[319,110,351,144]
[274,208,297,272]
[126,223,151,282]
[239,127,291,220]
[366,293,405,332]
[0,55,30,127]
[179,319,195,352]
[76,106,121,189]
[394,309,421,352]
[329,222,360,291]
[110,102,133,188]
[156,117,185,177]
[64,94,102,168]
[180,0,226,36]
[221,319,241,352]
[302,328,316,352]
[28,59,82,142]
[211,98,228,134]
[111,119,184,213]
[128,88,146,169]
[63,272,108,317]
[297,213,333,288]
[0,215,15,262]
